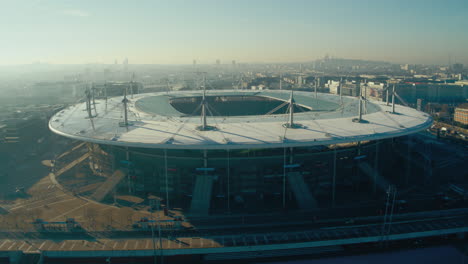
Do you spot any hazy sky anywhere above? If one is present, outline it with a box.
[1,0,467,65]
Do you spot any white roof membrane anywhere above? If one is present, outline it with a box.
[49,90,432,150]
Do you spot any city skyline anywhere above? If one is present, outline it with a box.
[1,0,467,65]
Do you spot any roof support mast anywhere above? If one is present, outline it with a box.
[339,77,343,105]
[358,95,363,121]
[194,71,215,131]
[314,78,318,98]
[364,80,368,113]
[104,82,108,111]
[282,90,303,129]
[91,83,97,116]
[130,73,135,99]
[352,85,366,123]
[122,89,129,127]
[85,86,93,119]
[282,90,300,129]
[386,86,389,106]
[288,90,294,127]
[201,73,208,130]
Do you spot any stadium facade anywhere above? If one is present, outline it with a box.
[49,89,432,215]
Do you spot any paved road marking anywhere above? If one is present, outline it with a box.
[7,241,17,250]
[25,245,33,252]
[25,197,77,211]
[38,241,47,250]
[46,242,56,251]
[10,193,68,211]
[18,241,28,250]
[0,240,9,248]
[59,242,67,250]
[50,202,89,221]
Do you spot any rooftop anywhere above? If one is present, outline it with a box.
[49,90,432,150]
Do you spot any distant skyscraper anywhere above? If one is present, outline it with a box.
[193,59,197,67]
[123,58,129,72]
[452,63,464,74]
[232,60,236,66]
[297,76,305,87]
[216,59,220,65]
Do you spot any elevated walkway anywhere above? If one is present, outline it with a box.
[54,152,90,177]
[287,172,317,209]
[190,175,214,216]
[357,161,389,191]
[56,142,86,160]
[89,170,126,202]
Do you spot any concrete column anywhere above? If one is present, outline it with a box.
[374,141,379,194]
[425,141,433,184]
[126,147,131,194]
[289,147,294,204]
[283,147,286,209]
[226,149,231,213]
[332,149,337,207]
[406,136,411,186]
[38,254,44,264]
[356,142,362,191]
[164,149,169,209]
[203,149,208,172]
[289,147,294,164]
[8,252,23,264]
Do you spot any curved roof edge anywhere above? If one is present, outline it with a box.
[49,115,432,150]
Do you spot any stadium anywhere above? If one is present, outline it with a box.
[48,89,432,216]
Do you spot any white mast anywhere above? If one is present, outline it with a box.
[85,85,93,119]
[287,90,295,127]
[339,77,343,105]
[314,78,318,98]
[386,84,389,106]
[201,73,207,130]
[122,88,129,127]
[358,95,363,122]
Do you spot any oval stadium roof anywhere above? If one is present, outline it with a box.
[49,90,432,150]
